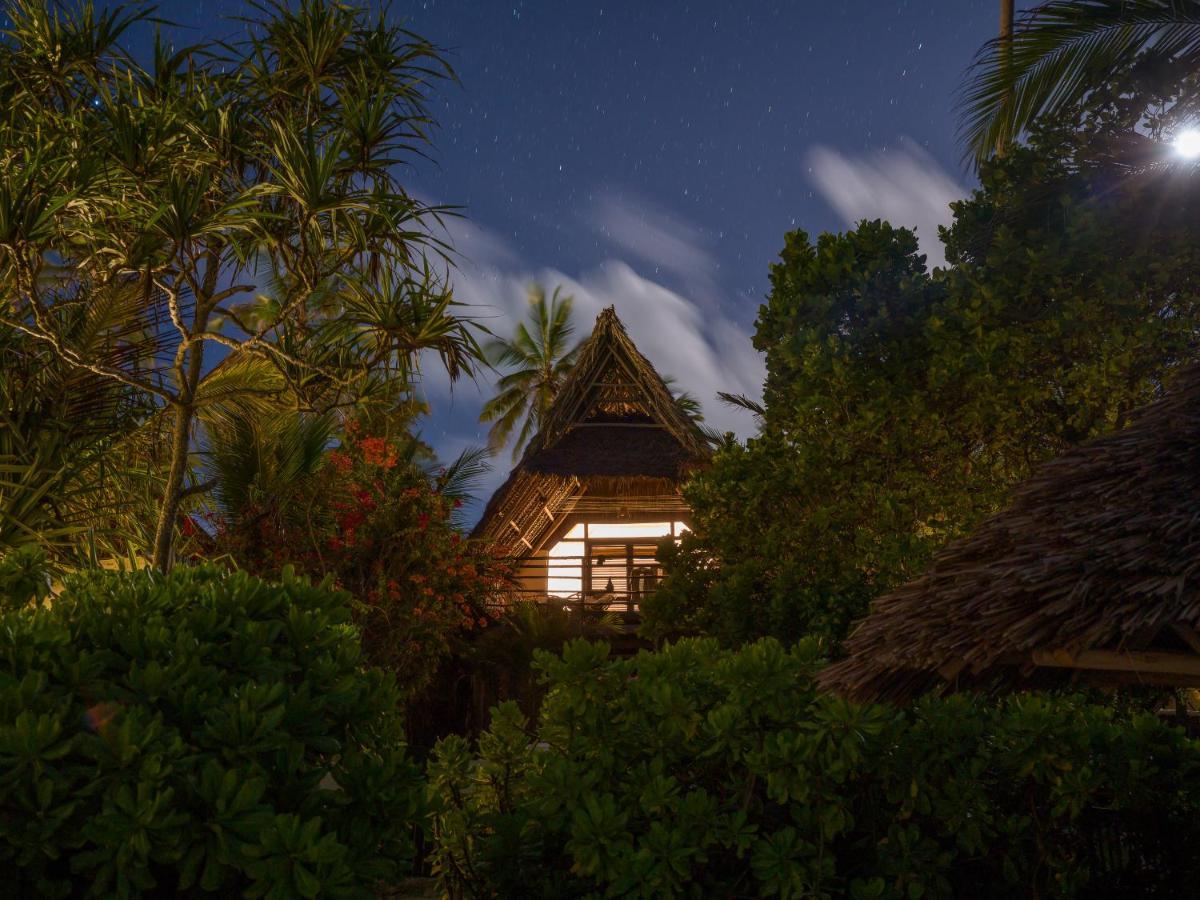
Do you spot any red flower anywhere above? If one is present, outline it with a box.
[359,436,398,469]
[328,450,353,472]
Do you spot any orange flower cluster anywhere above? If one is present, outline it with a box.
[210,428,503,698]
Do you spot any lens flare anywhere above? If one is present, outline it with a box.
[1174,129,1200,160]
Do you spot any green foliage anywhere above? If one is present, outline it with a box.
[429,639,1200,899]
[649,101,1200,650]
[0,0,482,568]
[647,222,940,647]
[0,296,160,564]
[0,565,423,897]
[0,544,51,608]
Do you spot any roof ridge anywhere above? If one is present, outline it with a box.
[516,306,711,464]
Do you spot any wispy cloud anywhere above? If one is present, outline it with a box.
[587,189,724,311]
[807,138,964,268]
[590,192,716,281]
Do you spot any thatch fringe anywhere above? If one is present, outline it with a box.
[820,362,1200,702]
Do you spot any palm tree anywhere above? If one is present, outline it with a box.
[480,284,582,459]
[961,1,1200,164]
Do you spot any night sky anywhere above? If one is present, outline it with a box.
[95,1,1029,509]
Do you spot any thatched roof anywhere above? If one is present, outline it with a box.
[524,413,698,479]
[820,363,1200,702]
[473,308,711,555]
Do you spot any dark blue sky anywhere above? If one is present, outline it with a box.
[400,0,1003,299]
[140,1,1021,319]
[94,1,1027,506]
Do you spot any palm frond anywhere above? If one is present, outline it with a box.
[203,409,336,522]
[435,445,491,527]
[717,390,766,418]
[960,1,1200,164]
[480,282,581,457]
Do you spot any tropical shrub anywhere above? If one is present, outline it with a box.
[429,638,1200,899]
[212,424,504,699]
[0,565,423,898]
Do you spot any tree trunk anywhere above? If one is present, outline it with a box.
[996,0,1015,157]
[152,258,214,572]
[151,401,193,571]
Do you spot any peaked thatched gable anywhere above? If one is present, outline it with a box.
[473,307,712,556]
[820,362,1200,702]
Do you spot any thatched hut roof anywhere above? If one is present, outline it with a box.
[820,363,1200,702]
[473,308,711,556]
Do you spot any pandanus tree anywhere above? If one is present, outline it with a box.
[0,0,482,570]
[0,287,161,563]
[962,0,1200,163]
[480,284,582,459]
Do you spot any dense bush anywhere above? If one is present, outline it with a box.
[429,638,1200,899]
[0,565,423,897]
[212,424,503,700]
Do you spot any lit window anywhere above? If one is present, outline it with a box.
[586,521,673,539]
[547,540,583,597]
[544,521,688,599]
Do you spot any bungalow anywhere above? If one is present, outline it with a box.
[472,307,712,614]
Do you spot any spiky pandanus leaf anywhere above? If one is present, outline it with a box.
[0,280,165,565]
[0,0,482,571]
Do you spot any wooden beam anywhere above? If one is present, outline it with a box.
[505,518,534,550]
[1031,648,1200,679]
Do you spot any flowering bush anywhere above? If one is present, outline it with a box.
[214,427,506,697]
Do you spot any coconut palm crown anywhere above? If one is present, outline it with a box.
[481,285,582,460]
[961,0,1200,164]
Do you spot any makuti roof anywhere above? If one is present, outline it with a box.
[821,362,1200,702]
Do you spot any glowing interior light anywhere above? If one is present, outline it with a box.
[586,521,673,539]
[1174,129,1200,160]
